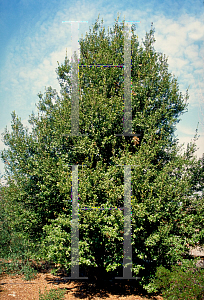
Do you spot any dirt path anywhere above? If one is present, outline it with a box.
[0,271,164,300]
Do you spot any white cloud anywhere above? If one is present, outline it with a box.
[177,135,204,160]
[176,124,198,136]
[188,22,204,40]
[152,13,204,110]
[168,56,188,70]
[185,44,199,60]
[176,121,204,160]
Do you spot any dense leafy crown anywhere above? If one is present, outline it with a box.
[0,13,203,289]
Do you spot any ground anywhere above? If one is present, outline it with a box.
[0,262,164,300]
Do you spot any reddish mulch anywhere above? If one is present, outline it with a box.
[0,261,164,300]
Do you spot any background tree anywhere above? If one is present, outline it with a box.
[1,14,203,290]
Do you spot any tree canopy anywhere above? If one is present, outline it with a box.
[1,14,203,291]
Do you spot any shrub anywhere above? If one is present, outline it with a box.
[1,13,203,291]
[151,259,204,299]
[0,256,37,281]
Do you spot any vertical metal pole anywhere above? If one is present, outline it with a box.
[70,23,79,136]
[62,20,88,278]
[123,165,132,278]
[62,20,88,137]
[71,165,79,278]
[115,165,140,280]
[115,22,141,138]
[64,164,88,279]
[123,23,132,136]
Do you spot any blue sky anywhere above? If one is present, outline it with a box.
[0,0,204,184]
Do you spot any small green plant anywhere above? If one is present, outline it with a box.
[1,257,22,275]
[0,260,7,275]
[50,268,58,276]
[152,259,204,300]
[0,256,37,281]
[21,261,37,281]
[39,287,66,300]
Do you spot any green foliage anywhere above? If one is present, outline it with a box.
[50,268,58,276]
[21,262,38,281]
[0,13,204,294]
[0,257,37,281]
[39,287,66,300]
[151,259,204,299]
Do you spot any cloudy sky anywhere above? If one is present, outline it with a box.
[0,0,204,183]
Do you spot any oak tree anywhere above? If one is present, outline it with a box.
[1,14,203,290]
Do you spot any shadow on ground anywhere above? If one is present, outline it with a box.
[42,265,162,299]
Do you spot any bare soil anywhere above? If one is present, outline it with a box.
[0,261,164,300]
